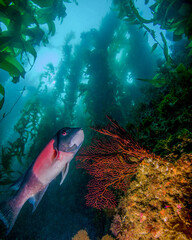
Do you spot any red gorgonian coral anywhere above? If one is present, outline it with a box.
[76,116,156,209]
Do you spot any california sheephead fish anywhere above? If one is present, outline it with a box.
[0,127,84,234]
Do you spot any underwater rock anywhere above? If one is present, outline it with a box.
[111,153,192,240]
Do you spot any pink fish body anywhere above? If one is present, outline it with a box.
[0,127,84,234]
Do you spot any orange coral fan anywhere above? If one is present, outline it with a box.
[72,230,90,240]
[111,153,192,240]
[77,116,156,209]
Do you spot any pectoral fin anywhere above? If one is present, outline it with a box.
[60,163,70,185]
[29,185,48,212]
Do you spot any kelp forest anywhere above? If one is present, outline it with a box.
[0,0,192,239]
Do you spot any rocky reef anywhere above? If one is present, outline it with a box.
[111,153,192,239]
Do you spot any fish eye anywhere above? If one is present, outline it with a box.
[62,131,67,136]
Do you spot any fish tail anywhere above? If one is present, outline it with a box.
[0,199,22,235]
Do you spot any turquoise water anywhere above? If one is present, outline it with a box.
[0,0,191,239]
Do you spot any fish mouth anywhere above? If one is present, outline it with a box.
[68,129,84,152]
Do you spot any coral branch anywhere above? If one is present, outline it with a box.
[85,179,116,209]
[77,116,157,209]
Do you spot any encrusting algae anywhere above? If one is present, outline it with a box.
[111,153,192,239]
[101,234,115,240]
[72,230,90,240]
[72,230,115,240]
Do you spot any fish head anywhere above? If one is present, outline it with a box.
[54,127,84,154]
